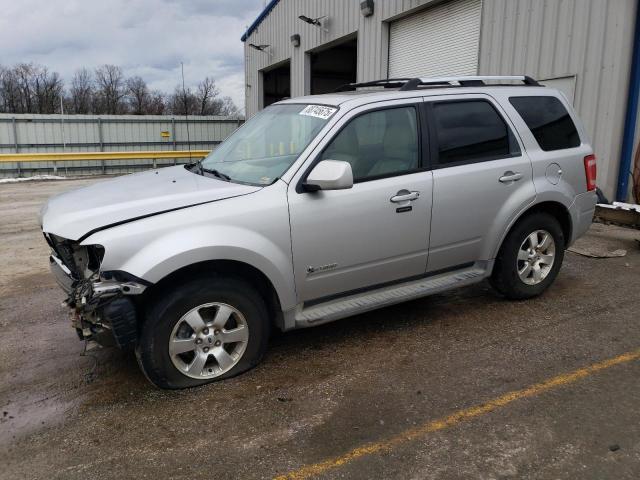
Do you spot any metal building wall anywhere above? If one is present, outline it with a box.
[479,0,638,199]
[244,0,437,117]
[388,0,482,77]
[0,114,242,177]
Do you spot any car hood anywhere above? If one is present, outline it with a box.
[40,165,262,241]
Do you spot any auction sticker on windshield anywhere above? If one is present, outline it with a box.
[300,104,337,120]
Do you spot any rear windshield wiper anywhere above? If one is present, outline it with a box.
[202,167,231,182]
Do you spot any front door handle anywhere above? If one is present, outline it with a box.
[390,190,420,203]
[499,171,523,183]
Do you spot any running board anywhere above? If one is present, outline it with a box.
[294,265,488,327]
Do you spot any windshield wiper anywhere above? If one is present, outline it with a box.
[191,159,232,182]
[201,167,231,182]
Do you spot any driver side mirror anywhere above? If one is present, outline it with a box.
[303,160,354,192]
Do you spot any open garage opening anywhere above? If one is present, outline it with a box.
[262,60,291,108]
[309,35,357,95]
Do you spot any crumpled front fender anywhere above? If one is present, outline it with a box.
[82,183,297,310]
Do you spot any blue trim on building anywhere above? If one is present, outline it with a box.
[241,0,281,42]
[617,1,640,201]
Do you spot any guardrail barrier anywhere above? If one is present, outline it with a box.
[0,150,211,177]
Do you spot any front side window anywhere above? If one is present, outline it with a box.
[509,96,580,151]
[320,106,419,181]
[431,100,519,166]
[199,103,336,185]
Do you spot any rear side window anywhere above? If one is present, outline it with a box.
[431,100,520,166]
[509,96,580,151]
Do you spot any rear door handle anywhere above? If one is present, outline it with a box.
[390,191,420,203]
[499,171,523,183]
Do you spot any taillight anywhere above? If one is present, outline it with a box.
[584,154,596,191]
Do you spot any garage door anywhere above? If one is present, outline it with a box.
[388,0,481,78]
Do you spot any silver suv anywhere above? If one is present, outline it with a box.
[41,76,597,388]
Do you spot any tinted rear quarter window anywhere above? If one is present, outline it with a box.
[431,100,519,166]
[509,96,580,151]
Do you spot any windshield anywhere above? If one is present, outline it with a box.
[198,103,337,185]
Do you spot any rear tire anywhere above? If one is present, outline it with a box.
[136,275,270,389]
[490,213,565,300]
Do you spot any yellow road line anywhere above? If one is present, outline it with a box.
[274,348,640,480]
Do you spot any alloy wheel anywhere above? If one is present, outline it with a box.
[168,302,249,379]
[517,229,556,285]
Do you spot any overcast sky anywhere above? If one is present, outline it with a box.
[0,0,265,111]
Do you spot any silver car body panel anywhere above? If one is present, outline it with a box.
[568,191,598,243]
[423,92,537,272]
[488,89,596,250]
[81,179,297,310]
[41,83,597,333]
[294,263,488,328]
[287,96,432,302]
[40,165,261,241]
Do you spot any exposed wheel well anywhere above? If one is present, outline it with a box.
[138,260,283,330]
[512,201,573,248]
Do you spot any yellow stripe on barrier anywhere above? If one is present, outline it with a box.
[0,150,211,163]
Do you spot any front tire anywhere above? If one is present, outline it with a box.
[490,213,565,300]
[136,275,270,389]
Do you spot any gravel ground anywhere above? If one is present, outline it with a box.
[1,178,639,480]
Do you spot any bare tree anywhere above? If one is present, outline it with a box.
[169,85,198,116]
[13,63,36,113]
[33,66,63,113]
[0,62,237,117]
[147,90,166,115]
[0,63,63,114]
[69,68,94,114]
[195,76,220,115]
[94,64,126,114]
[126,76,150,115]
[192,77,238,116]
[0,66,20,113]
[211,95,239,116]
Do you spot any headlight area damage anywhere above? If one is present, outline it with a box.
[44,233,149,349]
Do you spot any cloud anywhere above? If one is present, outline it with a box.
[0,0,265,110]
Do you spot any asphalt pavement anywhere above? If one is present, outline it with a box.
[1,178,639,480]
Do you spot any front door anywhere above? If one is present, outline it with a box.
[287,102,433,302]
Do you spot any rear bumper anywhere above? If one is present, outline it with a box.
[568,190,598,245]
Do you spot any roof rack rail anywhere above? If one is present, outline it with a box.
[334,75,540,92]
[400,75,540,90]
[334,78,415,92]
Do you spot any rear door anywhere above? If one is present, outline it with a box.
[425,94,536,272]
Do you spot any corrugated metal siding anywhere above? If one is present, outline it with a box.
[479,0,638,198]
[388,0,481,77]
[244,0,437,116]
[0,114,242,177]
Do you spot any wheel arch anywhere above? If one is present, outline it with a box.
[494,200,573,260]
[140,259,286,330]
[526,201,573,246]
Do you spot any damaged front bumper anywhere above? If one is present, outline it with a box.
[49,251,149,349]
[49,254,75,294]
